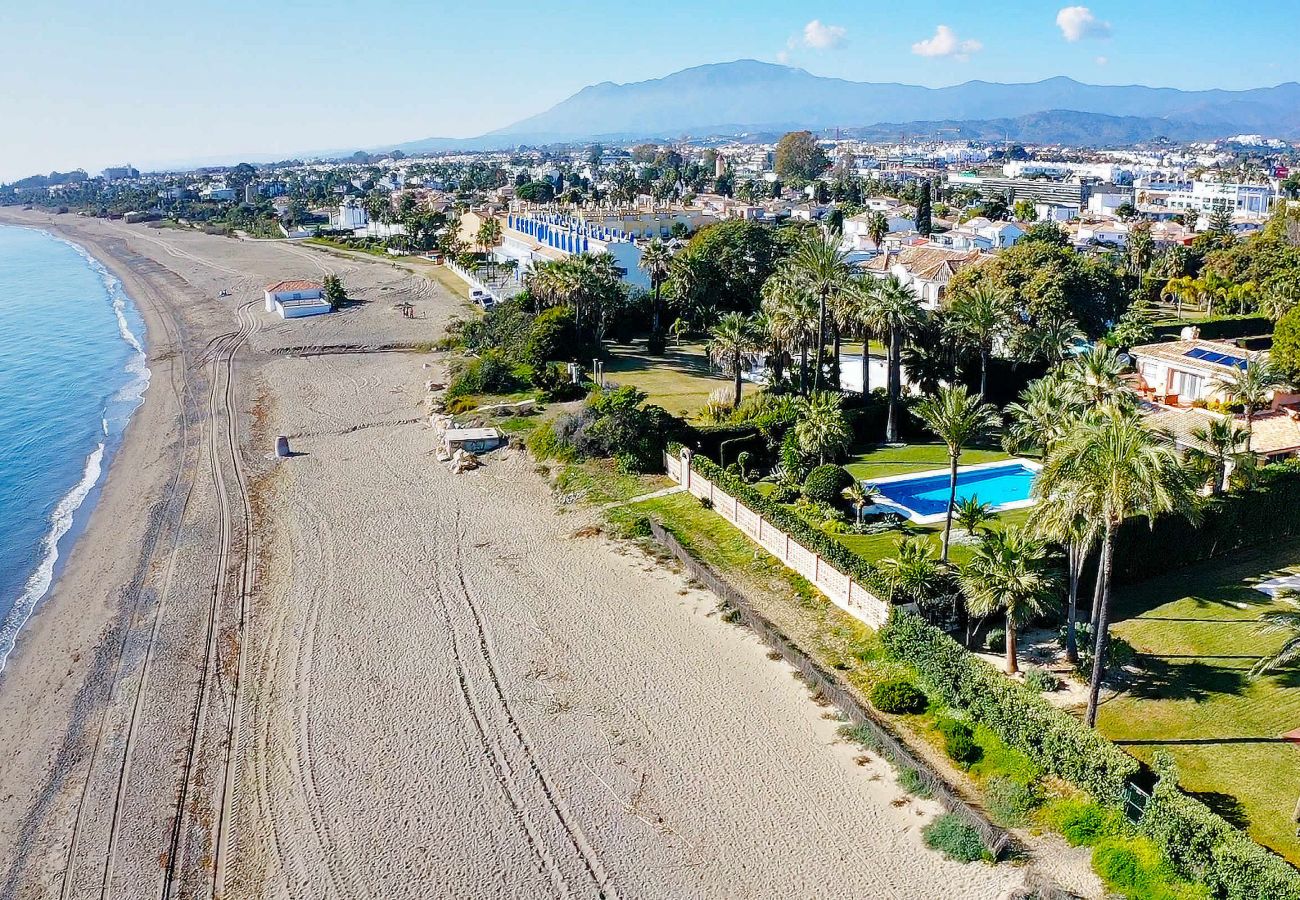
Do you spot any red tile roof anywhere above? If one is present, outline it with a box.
[265,279,323,294]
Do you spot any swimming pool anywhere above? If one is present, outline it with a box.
[866,460,1040,524]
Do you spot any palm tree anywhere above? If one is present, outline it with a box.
[476,217,502,251]
[944,283,1013,398]
[762,271,819,394]
[1187,416,1253,495]
[869,276,924,442]
[877,534,948,608]
[1019,314,1084,367]
[843,278,882,397]
[1162,275,1203,318]
[1033,484,1099,665]
[1005,372,1081,455]
[794,391,852,465]
[1213,359,1284,442]
[1036,408,1200,726]
[844,483,880,523]
[639,238,673,343]
[1064,346,1135,411]
[1249,591,1300,677]
[960,527,1059,674]
[787,233,853,392]
[912,385,1002,562]
[954,496,994,537]
[866,211,889,250]
[708,312,759,407]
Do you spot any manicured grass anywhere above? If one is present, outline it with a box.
[844,443,1013,481]
[602,341,732,416]
[1099,542,1300,863]
[553,459,668,507]
[832,506,1032,568]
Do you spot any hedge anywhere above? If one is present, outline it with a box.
[882,611,1300,900]
[1140,768,1300,900]
[880,609,1139,803]
[1149,314,1271,341]
[686,452,896,598]
[1112,462,1300,583]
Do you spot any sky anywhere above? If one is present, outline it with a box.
[2,0,1298,181]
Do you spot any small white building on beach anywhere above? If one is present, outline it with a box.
[263,280,331,318]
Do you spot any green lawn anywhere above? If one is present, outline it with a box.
[843,443,1013,481]
[1099,543,1300,863]
[602,341,731,416]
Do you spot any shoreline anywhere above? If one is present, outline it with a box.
[0,223,153,674]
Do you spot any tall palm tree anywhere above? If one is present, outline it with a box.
[1249,591,1300,677]
[912,384,1002,562]
[1187,416,1253,495]
[960,527,1059,674]
[762,271,819,394]
[476,217,502,251]
[1005,372,1082,455]
[866,211,889,250]
[844,277,882,397]
[787,233,853,392]
[1033,483,1099,664]
[1213,359,1284,442]
[708,312,759,407]
[869,276,924,442]
[794,391,852,465]
[944,283,1013,398]
[1019,314,1084,367]
[1036,408,1200,726]
[639,238,673,342]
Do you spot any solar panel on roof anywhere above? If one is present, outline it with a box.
[1183,348,1210,361]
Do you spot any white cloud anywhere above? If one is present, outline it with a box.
[911,25,983,60]
[1056,6,1112,41]
[801,19,847,50]
[776,49,791,64]
[1095,55,1109,65]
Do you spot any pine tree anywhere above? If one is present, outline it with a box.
[916,182,932,236]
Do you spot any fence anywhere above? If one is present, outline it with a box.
[648,519,1012,859]
[664,449,891,629]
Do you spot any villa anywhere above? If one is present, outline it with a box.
[1129,338,1263,407]
[860,245,986,308]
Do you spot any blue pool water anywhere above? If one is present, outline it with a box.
[0,225,149,672]
[871,463,1037,518]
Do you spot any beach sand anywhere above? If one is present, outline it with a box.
[0,212,1073,898]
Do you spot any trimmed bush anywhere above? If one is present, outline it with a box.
[922,814,988,863]
[985,775,1039,828]
[984,627,1006,653]
[1043,798,1127,847]
[938,718,982,766]
[802,464,854,504]
[880,609,1140,803]
[870,678,928,714]
[1023,665,1061,693]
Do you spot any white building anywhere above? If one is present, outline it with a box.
[263,280,331,318]
[841,208,917,252]
[1131,339,1263,406]
[331,199,368,230]
[200,184,237,202]
[861,246,986,309]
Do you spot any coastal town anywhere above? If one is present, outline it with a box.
[3,6,1300,900]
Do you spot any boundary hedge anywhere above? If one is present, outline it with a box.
[880,610,1139,802]
[686,451,896,598]
[1150,314,1272,341]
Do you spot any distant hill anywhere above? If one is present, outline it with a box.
[389,60,1300,151]
[842,110,1216,145]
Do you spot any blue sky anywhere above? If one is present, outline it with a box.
[2,0,1298,180]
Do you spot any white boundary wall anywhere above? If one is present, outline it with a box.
[664,449,891,629]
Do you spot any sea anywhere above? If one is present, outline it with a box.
[0,224,150,673]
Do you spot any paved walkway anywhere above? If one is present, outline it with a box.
[601,485,685,510]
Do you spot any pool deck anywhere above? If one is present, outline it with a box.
[862,458,1042,525]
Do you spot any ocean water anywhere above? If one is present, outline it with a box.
[0,225,149,672]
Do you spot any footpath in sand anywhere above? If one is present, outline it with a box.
[231,349,1024,899]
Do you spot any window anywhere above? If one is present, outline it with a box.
[1172,369,1203,399]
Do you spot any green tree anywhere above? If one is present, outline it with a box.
[1272,305,1300,383]
[1213,359,1284,441]
[322,274,346,309]
[794,391,851,465]
[1187,416,1253,495]
[960,527,1059,674]
[912,385,1001,562]
[869,276,924,442]
[1012,199,1037,223]
[774,131,830,182]
[476,217,502,251]
[844,483,880,523]
[707,312,760,406]
[761,271,819,392]
[866,210,889,249]
[639,238,674,350]
[786,233,853,391]
[916,181,933,236]
[877,534,948,608]
[1036,408,1200,726]
[954,496,994,536]
[944,283,1014,398]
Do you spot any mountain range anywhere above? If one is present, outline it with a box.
[388,60,1300,152]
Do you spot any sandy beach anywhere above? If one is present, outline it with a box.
[0,213,1046,898]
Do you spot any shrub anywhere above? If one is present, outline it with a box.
[553,386,678,473]
[767,482,798,503]
[870,678,928,714]
[984,628,1006,653]
[530,361,586,401]
[880,609,1140,802]
[446,350,524,398]
[445,396,478,415]
[897,767,935,799]
[1093,835,1211,900]
[1043,798,1127,847]
[1023,666,1061,693]
[460,300,534,358]
[524,421,572,462]
[779,430,814,484]
[938,718,982,766]
[922,814,988,863]
[802,464,854,504]
[523,306,581,368]
[984,775,1039,828]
